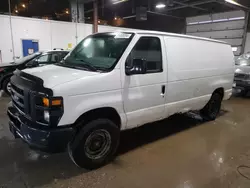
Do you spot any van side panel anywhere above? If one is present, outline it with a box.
[164,36,234,116]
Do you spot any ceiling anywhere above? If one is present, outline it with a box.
[83,0,250,32]
[85,0,250,18]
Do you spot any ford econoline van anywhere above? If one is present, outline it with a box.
[8,31,234,169]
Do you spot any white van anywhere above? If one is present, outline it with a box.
[8,31,234,169]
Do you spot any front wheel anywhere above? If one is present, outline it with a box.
[200,93,223,121]
[68,119,120,169]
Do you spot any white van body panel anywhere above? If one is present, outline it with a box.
[164,36,234,116]
[22,31,234,130]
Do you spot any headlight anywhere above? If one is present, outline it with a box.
[44,111,50,122]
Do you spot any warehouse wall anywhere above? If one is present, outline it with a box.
[0,15,137,63]
[0,16,13,63]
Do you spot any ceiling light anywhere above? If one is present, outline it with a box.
[225,0,241,6]
[156,3,166,9]
[22,4,26,8]
[224,0,249,9]
[112,0,128,4]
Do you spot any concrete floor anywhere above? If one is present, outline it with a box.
[1,95,250,188]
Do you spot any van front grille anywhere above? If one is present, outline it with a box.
[10,83,25,114]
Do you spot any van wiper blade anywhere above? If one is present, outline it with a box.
[75,59,97,71]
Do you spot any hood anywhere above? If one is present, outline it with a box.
[22,64,101,88]
[0,62,15,68]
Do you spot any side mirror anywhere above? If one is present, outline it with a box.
[126,59,147,75]
[26,59,38,68]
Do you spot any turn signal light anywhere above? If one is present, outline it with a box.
[43,98,62,107]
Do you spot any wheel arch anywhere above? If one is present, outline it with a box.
[73,107,122,130]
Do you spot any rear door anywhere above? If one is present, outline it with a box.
[121,35,167,129]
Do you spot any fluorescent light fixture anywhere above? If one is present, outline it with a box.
[112,0,128,4]
[187,22,199,25]
[225,0,242,6]
[213,18,228,22]
[228,16,245,21]
[187,16,245,25]
[156,3,166,9]
[198,20,212,24]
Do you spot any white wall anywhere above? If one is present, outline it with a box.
[0,16,13,62]
[0,15,137,63]
[11,16,52,59]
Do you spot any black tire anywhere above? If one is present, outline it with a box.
[68,119,120,170]
[200,92,223,121]
[2,77,11,96]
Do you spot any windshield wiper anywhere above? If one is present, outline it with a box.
[75,59,98,72]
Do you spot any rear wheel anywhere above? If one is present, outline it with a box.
[68,119,120,169]
[200,92,223,121]
[2,77,11,96]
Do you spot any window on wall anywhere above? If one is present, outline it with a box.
[127,37,163,73]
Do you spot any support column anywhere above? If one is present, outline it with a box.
[93,0,98,33]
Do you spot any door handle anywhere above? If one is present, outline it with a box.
[161,85,165,97]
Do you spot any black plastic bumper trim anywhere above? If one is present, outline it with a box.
[8,106,75,153]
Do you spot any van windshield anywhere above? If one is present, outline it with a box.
[60,32,133,71]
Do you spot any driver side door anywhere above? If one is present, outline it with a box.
[121,35,167,129]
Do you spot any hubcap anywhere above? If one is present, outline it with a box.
[7,82,11,93]
[84,129,111,160]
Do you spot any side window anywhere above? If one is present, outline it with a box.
[51,53,60,63]
[127,37,162,73]
[37,54,50,64]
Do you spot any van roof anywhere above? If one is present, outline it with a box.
[107,30,228,45]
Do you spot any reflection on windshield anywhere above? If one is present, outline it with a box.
[62,32,133,71]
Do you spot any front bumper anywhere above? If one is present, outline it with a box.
[8,106,75,153]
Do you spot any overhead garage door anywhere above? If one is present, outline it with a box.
[186,10,247,57]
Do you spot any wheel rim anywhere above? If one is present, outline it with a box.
[7,82,11,93]
[84,129,111,160]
